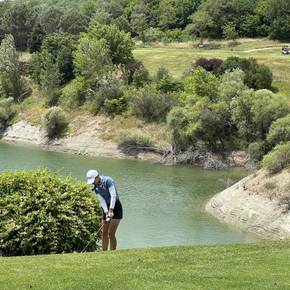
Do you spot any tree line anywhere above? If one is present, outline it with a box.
[0,0,289,52]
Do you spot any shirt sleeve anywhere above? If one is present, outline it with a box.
[108,184,117,209]
[96,194,108,213]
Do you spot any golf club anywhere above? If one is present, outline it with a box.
[81,218,110,253]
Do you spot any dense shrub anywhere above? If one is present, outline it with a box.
[248,141,268,161]
[193,58,223,75]
[121,62,143,85]
[30,33,78,85]
[162,29,190,42]
[86,77,124,114]
[0,169,102,256]
[128,85,177,122]
[155,66,182,93]
[132,65,150,88]
[220,57,273,90]
[262,142,290,174]
[0,98,15,130]
[182,68,219,101]
[103,97,127,116]
[60,76,87,109]
[267,114,290,146]
[40,33,78,84]
[118,130,154,149]
[143,27,165,43]
[42,106,68,139]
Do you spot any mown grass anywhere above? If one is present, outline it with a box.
[1,242,290,290]
[133,38,290,100]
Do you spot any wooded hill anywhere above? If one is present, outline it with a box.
[0,0,289,51]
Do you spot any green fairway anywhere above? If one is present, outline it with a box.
[1,242,290,290]
[133,39,290,100]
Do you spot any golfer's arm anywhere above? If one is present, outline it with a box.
[108,185,117,210]
[97,194,108,213]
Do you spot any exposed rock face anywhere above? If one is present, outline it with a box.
[3,121,46,145]
[206,170,290,239]
[1,120,164,163]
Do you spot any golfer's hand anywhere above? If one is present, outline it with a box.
[105,210,114,222]
[108,209,114,219]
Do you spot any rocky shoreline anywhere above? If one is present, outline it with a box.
[1,120,250,168]
[206,170,290,240]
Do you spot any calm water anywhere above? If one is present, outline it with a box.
[0,142,258,248]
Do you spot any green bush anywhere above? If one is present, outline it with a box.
[248,141,268,161]
[155,66,182,93]
[128,85,177,122]
[86,77,123,114]
[262,142,290,174]
[42,107,68,139]
[0,97,15,130]
[118,130,155,151]
[60,76,87,109]
[0,169,102,256]
[143,27,165,43]
[220,57,273,90]
[103,97,127,116]
[132,65,150,88]
[267,114,290,146]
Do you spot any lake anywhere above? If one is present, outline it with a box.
[0,142,258,249]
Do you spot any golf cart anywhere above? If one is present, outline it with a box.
[282,45,290,55]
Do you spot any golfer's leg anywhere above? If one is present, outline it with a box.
[108,219,121,250]
[102,220,110,251]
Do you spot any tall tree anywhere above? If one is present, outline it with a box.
[0,35,30,102]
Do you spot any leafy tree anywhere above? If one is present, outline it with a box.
[186,9,213,45]
[182,68,218,102]
[261,0,290,40]
[1,2,36,51]
[38,5,63,35]
[73,37,112,82]
[86,23,134,65]
[221,57,273,90]
[175,0,203,29]
[267,114,290,146]
[230,89,256,142]
[218,69,247,101]
[0,34,31,102]
[28,23,46,53]
[34,33,78,85]
[223,22,238,41]
[40,51,61,107]
[251,90,289,139]
[158,0,177,30]
[59,9,89,35]
[129,2,150,40]
[188,0,257,38]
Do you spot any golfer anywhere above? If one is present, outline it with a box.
[86,169,123,251]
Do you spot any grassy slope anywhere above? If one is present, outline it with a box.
[133,38,290,100]
[1,242,290,290]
